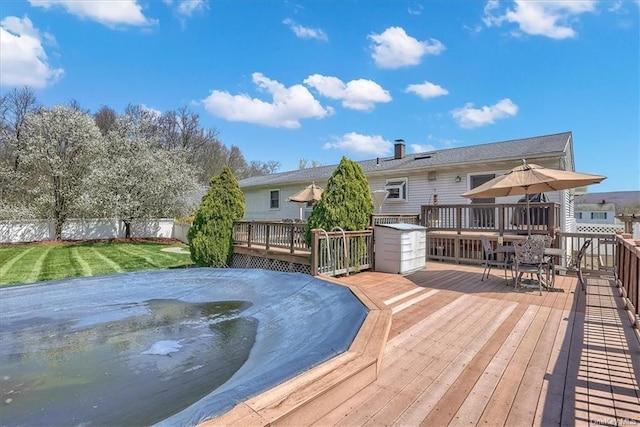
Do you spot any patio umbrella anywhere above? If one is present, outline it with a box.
[287,182,323,220]
[461,160,606,235]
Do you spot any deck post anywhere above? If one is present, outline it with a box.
[265,224,270,250]
[289,224,295,253]
[247,223,252,248]
[345,234,351,276]
[311,229,319,276]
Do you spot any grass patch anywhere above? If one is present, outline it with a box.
[0,240,194,286]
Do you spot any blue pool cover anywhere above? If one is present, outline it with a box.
[0,268,368,426]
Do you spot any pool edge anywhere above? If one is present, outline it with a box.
[198,276,391,427]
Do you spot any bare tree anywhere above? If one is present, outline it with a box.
[0,86,39,171]
[94,105,117,136]
[0,87,40,218]
[66,98,90,114]
[298,158,324,169]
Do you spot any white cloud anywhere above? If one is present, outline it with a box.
[282,18,328,41]
[0,16,63,89]
[323,132,393,157]
[28,0,153,28]
[368,26,445,69]
[410,143,436,153]
[140,104,162,117]
[176,0,206,17]
[483,0,597,39]
[608,1,623,12]
[405,81,449,99]
[451,98,518,128]
[304,74,391,111]
[201,73,333,129]
[407,4,424,16]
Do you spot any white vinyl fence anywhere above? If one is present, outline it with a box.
[172,222,191,244]
[1,218,178,244]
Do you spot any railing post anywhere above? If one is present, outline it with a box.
[456,206,462,234]
[247,223,252,248]
[498,205,505,236]
[311,229,319,276]
[345,233,351,276]
[289,224,295,253]
[265,224,270,250]
[548,203,556,238]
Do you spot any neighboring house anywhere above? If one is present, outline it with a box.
[574,191,640,223]
[574,191,640,238]
[238,131,587,234]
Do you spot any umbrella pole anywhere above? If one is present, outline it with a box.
[525,187,531,237]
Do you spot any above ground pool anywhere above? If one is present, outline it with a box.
[0,268,368,426]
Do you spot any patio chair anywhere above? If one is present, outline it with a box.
[513,239,546,295]
[480,235,512,284]
[565,239,593,292]
[530,234,554,285]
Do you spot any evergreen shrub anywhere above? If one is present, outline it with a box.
[188,166,245,267]
[305,156,374,246]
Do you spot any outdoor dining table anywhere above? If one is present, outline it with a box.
[497,245,564,289]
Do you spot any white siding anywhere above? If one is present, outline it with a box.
[242,159,571,221]
[368,159,564,216]
[244,182,329,221]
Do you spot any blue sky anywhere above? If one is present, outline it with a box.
[1,0,638,192]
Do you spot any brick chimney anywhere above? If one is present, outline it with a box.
[394,139,405,159]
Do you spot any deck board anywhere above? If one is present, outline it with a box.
[313,263,640,427]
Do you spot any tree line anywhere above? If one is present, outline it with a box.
[0,86,280,239]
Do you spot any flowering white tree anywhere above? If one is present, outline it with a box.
[20,106,103,238]
[82,115,198,238]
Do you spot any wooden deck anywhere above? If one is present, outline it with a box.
[314,263,640,426]
[204,262,640,426]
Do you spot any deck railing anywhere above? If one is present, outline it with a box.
[427,231,618,272]
[233,220,310,253]
[232,220,638,323]
[371,214,420,226]
[232,221,375,277]
[310,228,374,277]
[615,234,640,328]
[421,202,561,235]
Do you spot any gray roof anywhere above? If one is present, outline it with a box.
[575,191,640,207]
[239,131,572,189]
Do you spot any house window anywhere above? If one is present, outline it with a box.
[470,174,496,228]
[269,190,280,209]
[385,178,408,202]
[591,212,607,220]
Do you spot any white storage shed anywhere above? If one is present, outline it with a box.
[374,223,427,274]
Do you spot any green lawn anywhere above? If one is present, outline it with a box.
[0,240,194,286]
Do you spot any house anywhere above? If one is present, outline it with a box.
[238,131,586,234]
[574,191,640,224]
[574,191,640,239]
